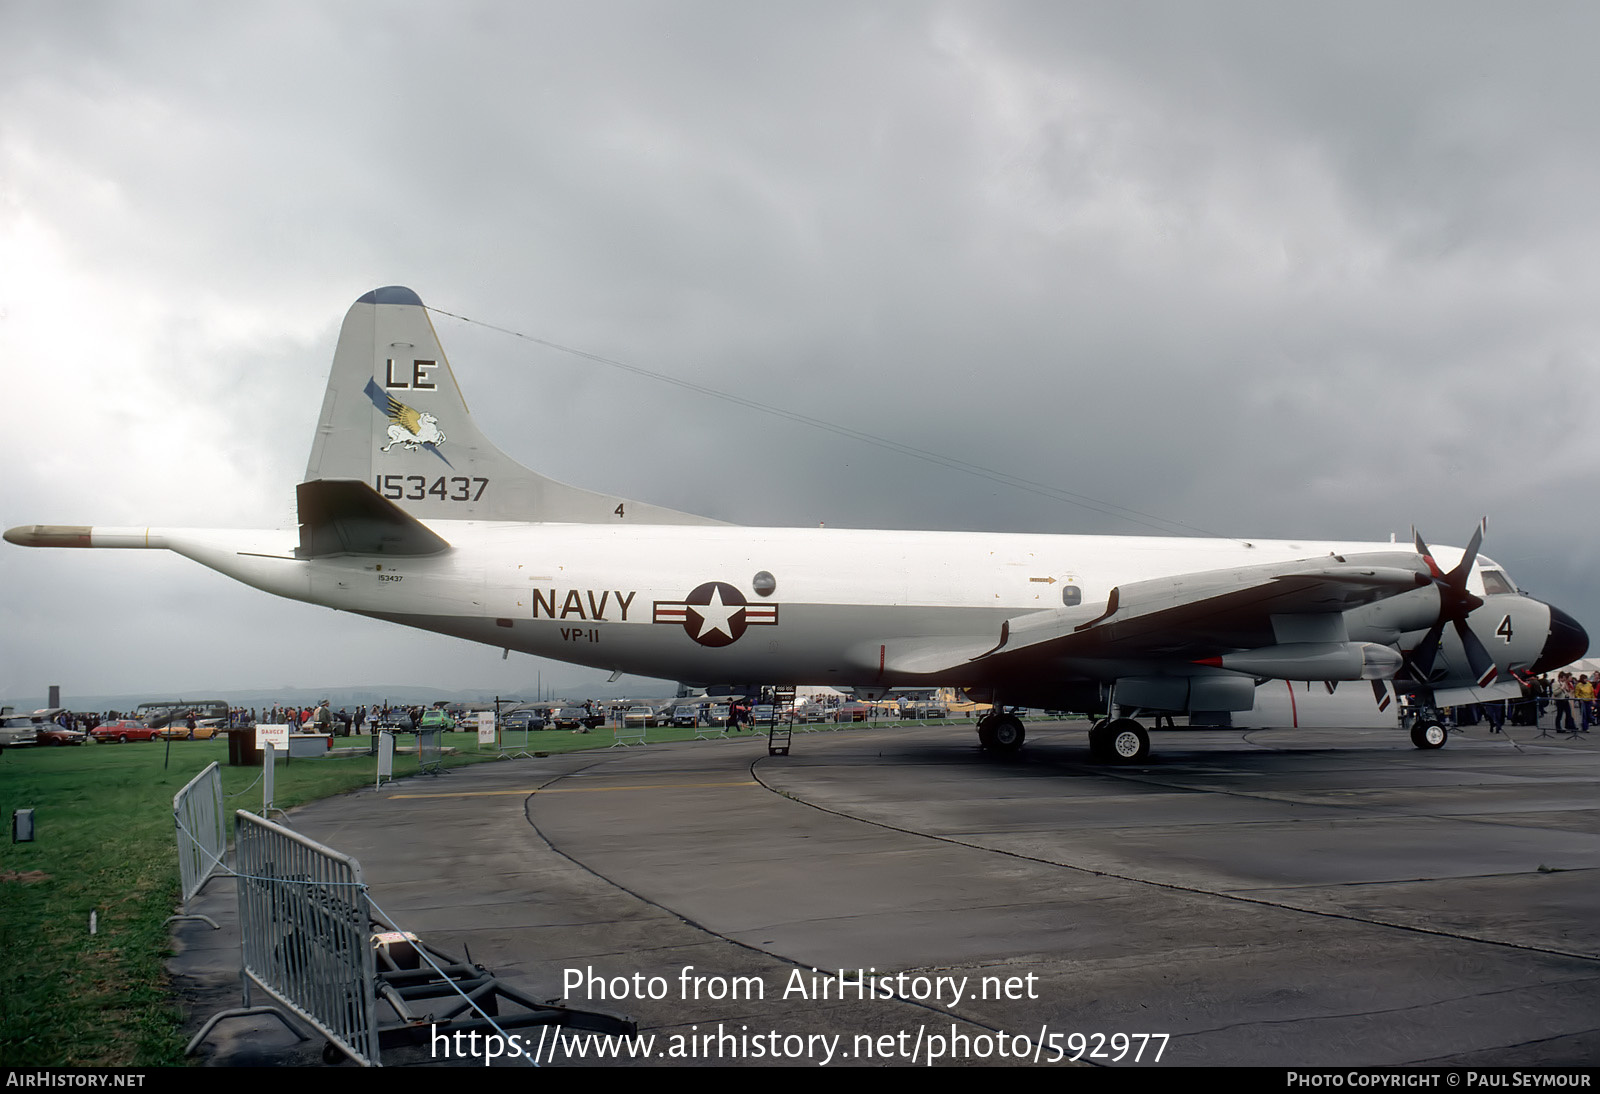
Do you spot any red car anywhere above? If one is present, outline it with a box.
[35,722,87,746]
[91,719,162,743]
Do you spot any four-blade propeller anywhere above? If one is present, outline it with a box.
[1403,521,1499,688]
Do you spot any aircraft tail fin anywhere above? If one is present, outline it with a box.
[304,287,723,525]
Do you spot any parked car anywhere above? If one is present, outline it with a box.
[553,707,603,730]
[705,705,731,726]
[35,721,87,746]
[671,704,701,728]
[500,709,547,731]
[0,716,40,750]
[623,706,658,728]
[418,709,456,731]
[91,719,163,743]
[156,719,224,740]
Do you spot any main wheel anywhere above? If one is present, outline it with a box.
[1410,720,1448,750]
[1105,718,1150,763]
[989,714,1026,753]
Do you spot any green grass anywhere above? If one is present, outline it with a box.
[0,732,535,1067]
[0,719,969,1066]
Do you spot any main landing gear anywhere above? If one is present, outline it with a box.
[1088,718,1150,763]
[977,711,1026,754]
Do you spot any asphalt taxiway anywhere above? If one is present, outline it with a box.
[174,720,1600,1066]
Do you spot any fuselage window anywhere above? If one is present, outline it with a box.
[1062,585,1081,606]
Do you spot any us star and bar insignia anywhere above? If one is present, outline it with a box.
[654,581,779,647]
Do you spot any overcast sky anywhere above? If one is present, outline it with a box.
[3,2,1597,704]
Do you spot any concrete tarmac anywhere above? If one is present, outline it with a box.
[173,720,1600,1067]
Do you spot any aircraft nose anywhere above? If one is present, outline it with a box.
[1532,604,1589,674]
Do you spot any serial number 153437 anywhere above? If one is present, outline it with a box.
[374,475,488,502]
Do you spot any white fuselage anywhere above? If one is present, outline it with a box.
[142,522,1494,688]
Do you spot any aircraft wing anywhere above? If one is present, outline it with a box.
[874,551,1431,678]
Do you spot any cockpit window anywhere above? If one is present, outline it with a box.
[1481,570,1514,595]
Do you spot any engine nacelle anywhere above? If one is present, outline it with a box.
[1198,642,1403,681]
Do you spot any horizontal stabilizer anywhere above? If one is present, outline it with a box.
[296,479,451,557]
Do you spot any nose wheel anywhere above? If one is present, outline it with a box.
[1409,719,1448,749]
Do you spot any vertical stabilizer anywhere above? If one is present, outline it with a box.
[304,287,723,525]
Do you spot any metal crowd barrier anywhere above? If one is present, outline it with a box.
[190,810,636,1066]
[233,810,382,1065]
[169,761,228,927]
[416,728,443,776]
[611,723,647,747]
[498,725,536,759]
